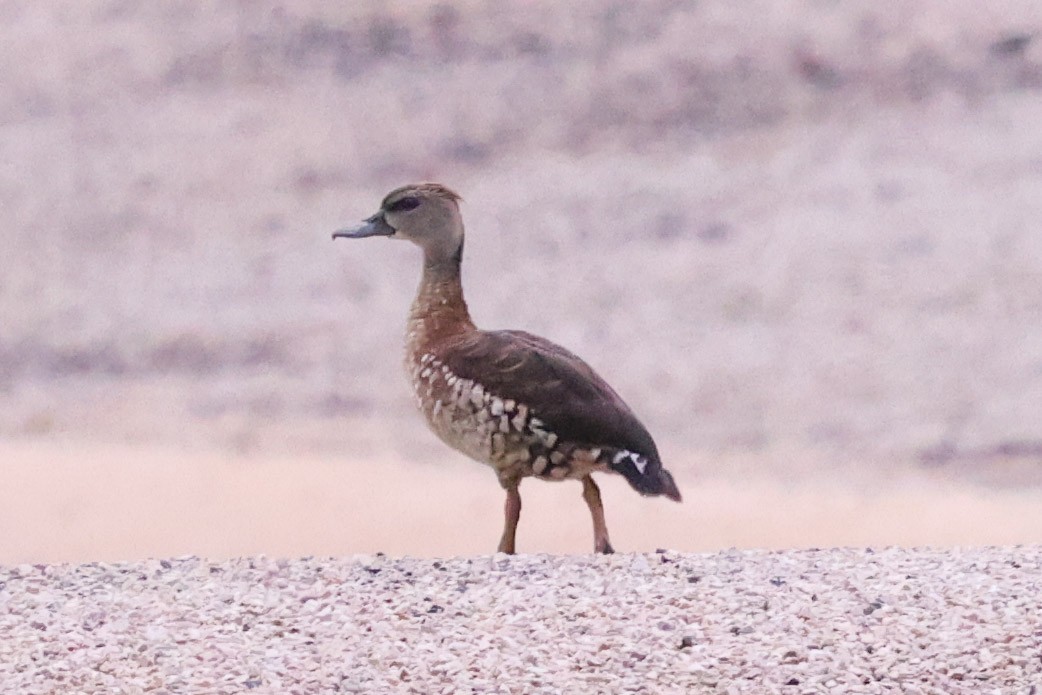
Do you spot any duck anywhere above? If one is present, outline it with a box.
[332,183,681,554]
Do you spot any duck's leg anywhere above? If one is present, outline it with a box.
[497,478,522,554]
[581,476,615,554]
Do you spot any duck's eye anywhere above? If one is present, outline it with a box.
[387,196,420,213]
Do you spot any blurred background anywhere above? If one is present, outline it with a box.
[2,0,1042,562]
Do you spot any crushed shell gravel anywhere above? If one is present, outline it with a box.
[1,546,1040,694]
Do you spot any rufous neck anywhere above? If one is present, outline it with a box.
[408,248,475,346]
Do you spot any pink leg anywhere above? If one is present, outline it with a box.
[497,479,522,554]
[582,476,614,554]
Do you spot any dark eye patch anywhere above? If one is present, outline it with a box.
[387,196,420,213]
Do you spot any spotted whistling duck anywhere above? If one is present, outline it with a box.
[332,183,682,554]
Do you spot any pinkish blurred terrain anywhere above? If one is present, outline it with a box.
[2,1,1041,560]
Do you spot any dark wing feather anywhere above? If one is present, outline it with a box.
[438,329,661,461]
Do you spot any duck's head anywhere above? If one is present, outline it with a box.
[333,183,464,263]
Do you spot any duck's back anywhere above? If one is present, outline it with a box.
[410,329,680,499]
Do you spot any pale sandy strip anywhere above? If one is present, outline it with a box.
[1,439,1041,564]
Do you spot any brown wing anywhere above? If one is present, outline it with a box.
[437,329,662,463]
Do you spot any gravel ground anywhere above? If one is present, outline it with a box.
[1,547,1040,694]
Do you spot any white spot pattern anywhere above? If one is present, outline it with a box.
[408,350,613,482]
[612,450,649,476]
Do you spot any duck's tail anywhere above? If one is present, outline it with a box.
[608,449,682,502]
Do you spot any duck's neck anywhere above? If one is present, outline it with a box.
[407,246,475,356]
